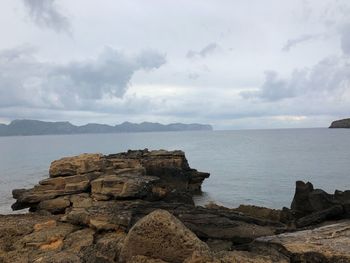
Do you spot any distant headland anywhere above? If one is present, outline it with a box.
[0,119,213,136]
[329,118,350,128]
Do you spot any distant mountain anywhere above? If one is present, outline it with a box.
[0,120,213,136]
[329,118,350,128]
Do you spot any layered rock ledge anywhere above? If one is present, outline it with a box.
[1,149,350,262]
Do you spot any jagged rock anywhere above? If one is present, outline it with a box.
[255,221,350,262]
[120,209,209,263]
[290,181,350,226]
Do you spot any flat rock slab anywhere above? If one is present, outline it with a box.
[256,220,350,262]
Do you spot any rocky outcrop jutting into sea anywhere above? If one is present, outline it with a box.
[329,118,350,128]
[2,149,350,262]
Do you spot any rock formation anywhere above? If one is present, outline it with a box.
[1,150,350,262]
[12,149,209,212]
[290,180,350,227]
[329,118,350,128]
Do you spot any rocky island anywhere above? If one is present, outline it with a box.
[329,118,350,128]
[1,149,350,262]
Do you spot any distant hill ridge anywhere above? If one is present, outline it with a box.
[329,118,350,128]
[0,119,213,136]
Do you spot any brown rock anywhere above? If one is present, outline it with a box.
[80,231,126,263]
[34,220,57,231]
[184,250,289,263]
[91,171,159,199]
[233,204,283,222]
[49,153,104,177]
[38,196,71,214]
[129,255,169,263]
[120,209,209,263]
[63,228,95,253]
[70,193,93,208]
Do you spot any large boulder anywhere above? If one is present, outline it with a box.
[120,209,209,263]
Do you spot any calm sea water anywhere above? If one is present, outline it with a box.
[0,128,350,214]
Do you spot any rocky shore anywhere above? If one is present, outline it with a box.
[1,149,350,262]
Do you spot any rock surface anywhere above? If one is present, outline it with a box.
[256,220,350,262]
[2,150,350,262]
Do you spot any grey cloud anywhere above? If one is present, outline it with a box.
[240,71,297,101]
[340,24,350,55]
[282,34,322,52]
[241,56,350,101]
[186,43,219,59]
[0,46,166,110]
[22,0,70,33]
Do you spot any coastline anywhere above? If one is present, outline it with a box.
[1,149,349,262]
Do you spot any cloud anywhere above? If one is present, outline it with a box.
[0,46,166,110]
[21,0,70,33]
[186,43,219,59]
[340,23,350,55]
[282,34,322,52]
[241,56,350,101]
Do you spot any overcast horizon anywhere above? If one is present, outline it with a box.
[1,0,350,130]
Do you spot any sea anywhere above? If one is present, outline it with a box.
[1,128,349,214]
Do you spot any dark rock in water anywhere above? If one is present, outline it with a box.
[291,181,337,216]
[290,180,350,227]
[329,118,350,128]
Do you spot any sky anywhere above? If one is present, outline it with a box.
[0,0,350,130]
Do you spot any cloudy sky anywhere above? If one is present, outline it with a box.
[0,0,350,129]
